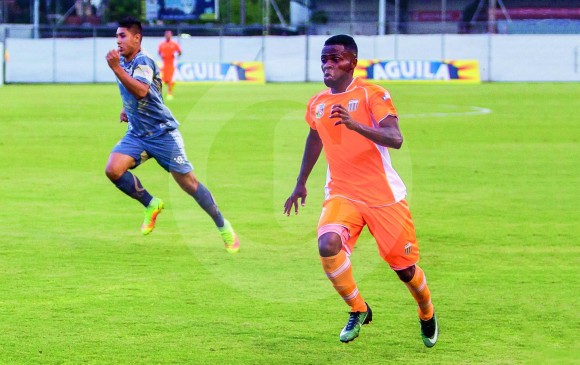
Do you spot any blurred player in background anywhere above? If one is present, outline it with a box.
[158,30,182,100]
[284,35,438,346]
[105,17,239,253]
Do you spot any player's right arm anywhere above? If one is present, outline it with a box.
[284,128,323,216]
[106,49,149,100]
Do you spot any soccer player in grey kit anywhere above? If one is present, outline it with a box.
[104,17,239,253]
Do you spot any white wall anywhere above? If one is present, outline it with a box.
[4,34,580,83]
[490,35,580,81]
[0,42,3,86]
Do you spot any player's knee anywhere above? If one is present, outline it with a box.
[171,171,198,193]
[318,224,349,257]
[395,265,416,283]
[105,165,123,181]
[318,232,343,257]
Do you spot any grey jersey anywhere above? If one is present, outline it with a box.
[118,51,179,138]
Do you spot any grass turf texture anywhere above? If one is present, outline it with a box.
[0,82,577,364]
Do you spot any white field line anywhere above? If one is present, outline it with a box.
[402,105,492,118]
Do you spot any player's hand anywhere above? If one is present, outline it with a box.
[120,109,128,123]
[284,183,307,216]
[331,104,358,130]
[106,49,121,69]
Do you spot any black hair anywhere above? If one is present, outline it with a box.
[324,34,358,57]
[118,16,142,35]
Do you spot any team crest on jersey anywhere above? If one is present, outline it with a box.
[315,103,325,118]
[347,99,359,112]
[174,155,186,165]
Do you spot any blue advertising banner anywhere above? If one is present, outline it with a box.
[146,0,218,21]
[170,62,265,83]
[355,60,481,83]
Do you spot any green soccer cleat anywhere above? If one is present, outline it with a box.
[420,313,439,348]
[141,198,164,235]
[339,302,373,343]
[219,219,239,253]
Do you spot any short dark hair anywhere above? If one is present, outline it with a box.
[324,35,358,57]
[118,16,142,36]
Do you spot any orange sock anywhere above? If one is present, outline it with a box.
[404,265,434,321]
[320,251,367,312]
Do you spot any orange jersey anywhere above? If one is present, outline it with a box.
[305,77,406,206]
[158,40,181,65]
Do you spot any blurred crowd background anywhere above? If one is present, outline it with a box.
[0,0,579,39]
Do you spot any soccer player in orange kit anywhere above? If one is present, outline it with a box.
[158,30,181,100]
[284,35,438,346]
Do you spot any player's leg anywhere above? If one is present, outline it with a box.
[106,152,145,202]
[171,170,224,227]
[107,136,163,235]
[164,67,175,99]
[161,68,169,98]
[157,130,223,228]
[148,130,239,252]
[369,199,438,347]
[396,265,438,347]
[172,171,239,253]
[318,197,369,343]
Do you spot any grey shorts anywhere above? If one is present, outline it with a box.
[112,130,193,174]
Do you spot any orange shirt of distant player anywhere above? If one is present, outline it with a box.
[158,40,181,77]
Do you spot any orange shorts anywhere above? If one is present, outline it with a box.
[317,196,419,270]
[161,66,175,83]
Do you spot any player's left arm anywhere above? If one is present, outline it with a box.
[331,105,402,149]
[106,50,150,100]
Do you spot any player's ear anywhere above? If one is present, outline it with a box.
[348,55,357,72]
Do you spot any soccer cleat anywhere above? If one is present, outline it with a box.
[166,94,174,101]
[420,313,439,348]
[219,219,239,253]
[141,198,164,235]
[339,302,373,343]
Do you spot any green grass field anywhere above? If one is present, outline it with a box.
[0,81,578,364]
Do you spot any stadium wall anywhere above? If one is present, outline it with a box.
[0,42,3,86]
[4,34,580,83]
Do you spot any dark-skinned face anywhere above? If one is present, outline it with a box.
[321,44,357,92]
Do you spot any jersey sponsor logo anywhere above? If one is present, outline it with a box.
[347,99,359,112]
[382,91,391,101]
[315,103,325,118]
[405,242,412,255]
